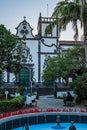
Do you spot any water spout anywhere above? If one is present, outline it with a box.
[69,121,76,130]
[51,115,66,129]
[24,124,29,130]
[56,115,61,126]
[44,114,47,123]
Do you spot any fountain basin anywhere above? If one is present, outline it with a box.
[12,123,87,130]
[0,112,87,130]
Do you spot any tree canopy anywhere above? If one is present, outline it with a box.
[42,45,85,83]
[42,45,87,101]
[51,0,87,40]
[44,0,87,100]
[71,73,87,101]
[0,24,23,74]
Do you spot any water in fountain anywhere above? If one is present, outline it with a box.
[12,114,87,130]
[12,123,87,130]
[24,124,29,130]
[69,121,76,130]
[51,115,66,129]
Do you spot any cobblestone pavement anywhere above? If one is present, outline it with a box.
[37,96,84,111]
[37,96,63,109]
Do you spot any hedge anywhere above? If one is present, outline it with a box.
[0,96,24,112]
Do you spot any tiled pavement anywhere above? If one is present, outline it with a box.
[37,96,63,109]
[37,95,84,111]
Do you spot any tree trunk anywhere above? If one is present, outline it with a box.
[84,43,87,67]
[84,18,87,66]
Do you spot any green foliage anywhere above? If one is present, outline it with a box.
[10,96,24,109]
[0,100,10,112]
[61,45,85,79]
[0,24,23,74]
[42,56,57,82]
[0,89,4,95]
[42,45,85,83]
[42,55,62,82]
[45,24,52,34]
[0,96,24,112]
[71,73,87,101]
[17,86,25,95]
[51,0,87,40]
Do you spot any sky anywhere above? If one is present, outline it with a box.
[0,0,83,40]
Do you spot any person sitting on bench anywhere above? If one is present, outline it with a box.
[63,92,73,106]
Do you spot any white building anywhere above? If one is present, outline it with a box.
[1,14,83,87]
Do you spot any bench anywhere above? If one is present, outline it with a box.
[25,94,37,107]
[66,97,76,106]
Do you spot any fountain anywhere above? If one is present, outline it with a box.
[24,124,29,130]
[69,121,76,130]
[51,115,66,129]
[1,113,87,130]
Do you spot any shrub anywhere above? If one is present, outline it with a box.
[71,73,87,101]
[17,86,25,95]
[0,96,24,112]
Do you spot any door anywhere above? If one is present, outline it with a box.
[19,68,29,87]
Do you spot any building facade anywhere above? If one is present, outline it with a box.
[1,14,84,87]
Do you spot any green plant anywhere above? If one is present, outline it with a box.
[17,86,25,95]
[71,73,87,101]
[0,89,4,95]
[10,96,24,109]
[0,96,24,112]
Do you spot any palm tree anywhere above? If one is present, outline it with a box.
[49,0,87,65]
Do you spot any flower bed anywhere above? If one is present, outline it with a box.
[0,108,87,119]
